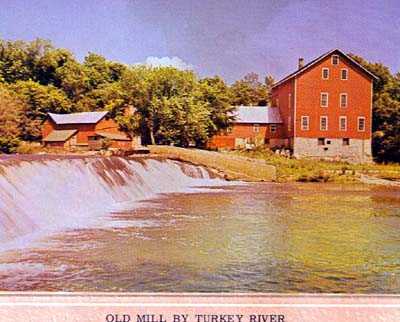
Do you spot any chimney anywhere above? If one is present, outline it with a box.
[298,57,304,69]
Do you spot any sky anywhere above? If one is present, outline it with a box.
[0,0,399,83]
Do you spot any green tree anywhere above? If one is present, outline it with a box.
[55,60,91,102]
[198,76,235,137]
[0,85,24,152]
[350,54,400,162]
[36,47,75,86]
[230,72,270,106]
[9,80,73,140]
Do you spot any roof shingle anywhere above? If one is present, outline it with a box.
[43,130,77,142]
[233,106,282,124]
[48,111,108,125]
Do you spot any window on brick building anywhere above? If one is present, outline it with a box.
[318,138,325,145]
[358,117,366,132]
[320,92,329,107]
[253,124,260,133]
[332,55,339,65]
[320,116,328,131]
[339,116,347,131]
[270,124,277,133]
[322,68,329,80]
[340,93,348,107]
[343,138,350,146]
[301,116,309,131]
[341,68,348,80]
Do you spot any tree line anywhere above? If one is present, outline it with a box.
[0,38,271,152]
[0,38,399,162]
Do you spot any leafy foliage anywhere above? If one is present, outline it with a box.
[350,54,400,162]
[0,84,24,152]
[0,38,398,162]
[229,72,271,106]
[9,80,73,140]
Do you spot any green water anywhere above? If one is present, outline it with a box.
[1,183,399,293]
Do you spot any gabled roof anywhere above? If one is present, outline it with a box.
[48,111,108,125]
[233,106,282,124]
[43,129,77,142]
[272,49,378,88]
[94,131,131,141]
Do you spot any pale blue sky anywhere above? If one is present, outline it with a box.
[1,0,399,82]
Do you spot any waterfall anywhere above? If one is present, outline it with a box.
[0,156,223,248]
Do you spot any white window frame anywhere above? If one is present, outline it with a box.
[332,54,339,65]
[322,68,329,80]
[253,123,260,133]
[320,116,328,131]
[341,68,348,80]
[320,92,329,107]
[358,117,366,132]
[270,124,277,133]
[340,93,348,108]
[339,116,347,131]
[301,116,309,131]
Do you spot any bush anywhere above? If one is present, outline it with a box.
[0,137,21,154]
[15,141,42,154]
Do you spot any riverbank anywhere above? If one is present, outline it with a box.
[147,145,400,184]
[148,145,277,181]
[231,147,400,184]
[3,145,399,184]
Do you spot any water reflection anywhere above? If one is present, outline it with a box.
[0,183,399,293]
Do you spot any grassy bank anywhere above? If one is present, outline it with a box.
[148,145,277,181]
[230,147,400,183]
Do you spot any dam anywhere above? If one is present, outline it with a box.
[0,155,399,293]
[0,156,222,247]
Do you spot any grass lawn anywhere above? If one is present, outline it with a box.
[230,147,400,183]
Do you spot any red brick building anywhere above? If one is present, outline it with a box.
[271,49,377,163]
[208,106,283,150]
[210,49,377,163]
[42,111,140,150]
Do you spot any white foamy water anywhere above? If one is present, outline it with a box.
[0,157,227,250]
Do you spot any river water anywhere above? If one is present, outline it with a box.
[0,181,399,293]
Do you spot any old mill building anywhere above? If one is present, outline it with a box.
[209,49,378,163]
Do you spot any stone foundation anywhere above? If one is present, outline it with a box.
[293,137,372,163]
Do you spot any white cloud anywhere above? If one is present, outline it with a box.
[139,56,193,70]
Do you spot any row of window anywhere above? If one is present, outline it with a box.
[301,116,366,132]
[320,92,348,107]
[253,124,278,133]
[275,92,349,109]
[318,138,351,146]
[322,68,348,80]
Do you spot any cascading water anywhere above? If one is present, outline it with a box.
[0,156,224,249]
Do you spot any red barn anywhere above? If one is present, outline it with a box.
[42,111,139,150]
[271,49,377,163]
[208,106,283,150]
